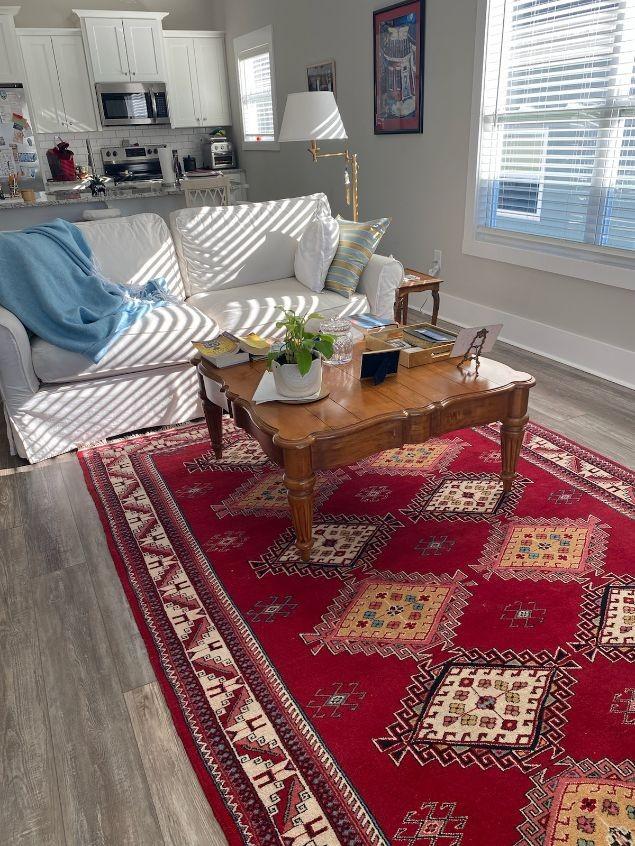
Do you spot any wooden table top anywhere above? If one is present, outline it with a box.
[199,344,535,445]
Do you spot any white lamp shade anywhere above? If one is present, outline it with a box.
[278,92,347,142]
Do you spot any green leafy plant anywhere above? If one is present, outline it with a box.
[267,308,334,376]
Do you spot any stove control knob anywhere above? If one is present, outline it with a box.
[112,151,117,157]
[105,150,111,157]
[153,147,158,154]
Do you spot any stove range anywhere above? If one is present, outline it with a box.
[101,145,165,183]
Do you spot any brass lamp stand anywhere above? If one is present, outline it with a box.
[308,140,359,222]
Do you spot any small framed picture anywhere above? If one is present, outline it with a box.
[307,59,336,96]
[373,0,425,134]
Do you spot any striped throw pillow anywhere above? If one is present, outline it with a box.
[324,216,391,298]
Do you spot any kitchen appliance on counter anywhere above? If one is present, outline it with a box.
[95,83,169,127]
[101,145,164,183]
[202,137,236,170]
[0,83,44,194]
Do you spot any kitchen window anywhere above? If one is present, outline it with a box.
[464,0,635,290]
[234,25,278,150]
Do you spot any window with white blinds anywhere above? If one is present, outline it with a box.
[466,0,635,286]
[234,26,278,148]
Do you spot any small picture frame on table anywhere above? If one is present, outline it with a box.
[373,0,425,134]
[360,349,401,385]
[307,59,337,95]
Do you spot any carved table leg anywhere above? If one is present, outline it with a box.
[197,369,223,459]
[501,387,530,492]
[431,286,440,325]
[283,447,315,563]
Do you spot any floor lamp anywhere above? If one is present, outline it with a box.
[278,92,360,222]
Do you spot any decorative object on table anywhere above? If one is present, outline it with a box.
[319,316,354,365]
[350,313,399,331]
[453,324,503,375]
[88,174,107,197]
[279,91,360,220]
[373,0,425,134]
[294,216,340,292]
[221,331,272,358]
[306,59,336,95]
[19,188,36,204]
[267,308,334,398]
[360,348,401,384]
[324,216,391,298]
[46,139,76,181]
[394,267,442,325]
[366,322,459,367]
[252,370,330,405]
[192,336,249,369]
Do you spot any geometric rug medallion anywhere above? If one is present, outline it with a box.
[79,420,634,845]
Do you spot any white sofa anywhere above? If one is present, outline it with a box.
[0,193,404,463]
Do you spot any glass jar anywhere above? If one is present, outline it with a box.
[320,316,354,365]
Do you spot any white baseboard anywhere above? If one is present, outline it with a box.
[412,291,635,390]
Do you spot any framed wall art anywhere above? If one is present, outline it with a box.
[373,0,425,134]
[307,59,337,95]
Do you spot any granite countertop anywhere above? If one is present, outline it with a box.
[0,170,246,211]
[0,180,185,210]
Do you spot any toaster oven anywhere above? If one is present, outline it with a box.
[203,139,236,170]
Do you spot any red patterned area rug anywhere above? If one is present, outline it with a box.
[79,420,634,846]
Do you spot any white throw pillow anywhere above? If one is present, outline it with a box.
[294,216,339,293]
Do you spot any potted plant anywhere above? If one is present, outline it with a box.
[267,309,334,398]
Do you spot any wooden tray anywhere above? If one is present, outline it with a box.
[365,322,459,368]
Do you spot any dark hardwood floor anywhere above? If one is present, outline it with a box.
[0,338,632,845]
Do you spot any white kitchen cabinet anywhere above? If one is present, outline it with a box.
[84,17,128,82]
[19,31,98,133]
[123,18,164,81]
[77,12,167,83]
[0,9,23,80]
[165,32,231,128]
[164,38,198,127]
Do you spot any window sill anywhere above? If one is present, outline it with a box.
[462,227,635,291]
[242,141,280,152]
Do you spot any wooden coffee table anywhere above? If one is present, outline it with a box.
[197,346,534,562]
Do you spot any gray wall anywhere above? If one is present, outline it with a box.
[222,0,634,351]
[12,0,223,31]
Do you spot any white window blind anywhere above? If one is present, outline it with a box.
[234,27,277,146]
[477,0,635,252]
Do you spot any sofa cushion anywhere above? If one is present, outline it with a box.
[189,277,369,338]
[31,302,215,384]
[294,216,339,292]
[324,216,391,298]
[77,213,185,301]
[170,193,331,297]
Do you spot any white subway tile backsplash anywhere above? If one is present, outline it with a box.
[37,124,219,179]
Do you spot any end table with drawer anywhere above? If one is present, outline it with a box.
[394,269,443,326]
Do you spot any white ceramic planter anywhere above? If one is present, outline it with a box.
[271,355,322,398]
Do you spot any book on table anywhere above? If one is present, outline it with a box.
[192,337,249,368]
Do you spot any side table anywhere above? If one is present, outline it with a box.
[394,269,443,325]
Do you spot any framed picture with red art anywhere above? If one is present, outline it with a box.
[373,0,425,134]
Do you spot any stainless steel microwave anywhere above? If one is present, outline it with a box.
[95,82,170,126]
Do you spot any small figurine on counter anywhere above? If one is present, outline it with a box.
[89,174,107,197]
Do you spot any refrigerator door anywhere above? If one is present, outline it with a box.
[0,82,44,192]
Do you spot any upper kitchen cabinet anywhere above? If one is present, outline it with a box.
[19,31,98,133]
[0,8,23,80]
[165,32,231,128]
[73,10,167,83]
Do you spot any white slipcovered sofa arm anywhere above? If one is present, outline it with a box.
[0,305,39,407]
[357,254,404,320]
